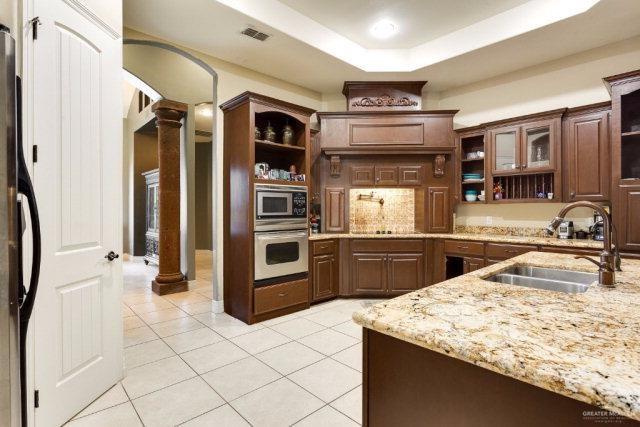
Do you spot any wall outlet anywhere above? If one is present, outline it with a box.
[485,216,493,225]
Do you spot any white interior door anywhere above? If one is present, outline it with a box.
[28,0,123,425]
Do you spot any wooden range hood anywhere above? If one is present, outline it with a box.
[318,81,457,156]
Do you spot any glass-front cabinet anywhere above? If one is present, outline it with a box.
[490,120,556,175]
[491,127,520,174]
[143,169,159,265]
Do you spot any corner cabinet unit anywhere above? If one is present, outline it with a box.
[605,70,640,253]
[317,110,458,152]
[221,92,315,324]
[562,102,611,202]
[142,169,159,266]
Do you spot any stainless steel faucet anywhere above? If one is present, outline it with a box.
[546,201,621,288]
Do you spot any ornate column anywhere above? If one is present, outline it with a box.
[151,99,188,295]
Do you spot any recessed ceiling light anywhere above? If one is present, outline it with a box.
[371,19,397,39]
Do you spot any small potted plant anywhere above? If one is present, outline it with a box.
[493,182,503,200]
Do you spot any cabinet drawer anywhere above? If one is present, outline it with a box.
[312,239,336,256]
[351,239,424,253]
[444,240,484,256]
[485,243,537,259]
[254,279,308,315]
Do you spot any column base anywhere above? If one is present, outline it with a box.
[152,279,189,296]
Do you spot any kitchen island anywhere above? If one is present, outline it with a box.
[353,252,640,426]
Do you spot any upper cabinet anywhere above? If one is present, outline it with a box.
[562,102,611,202]
[489,117,560,176]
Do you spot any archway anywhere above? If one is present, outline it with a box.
[122,39,221,309]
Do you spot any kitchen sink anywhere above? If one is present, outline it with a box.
[484,265,597,294]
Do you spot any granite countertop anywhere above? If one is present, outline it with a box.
[309,232,604,249]
[353,252,640,420]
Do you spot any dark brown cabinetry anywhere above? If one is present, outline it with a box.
[350,239,426,295]
[324,187,345,232]
[221,92,314,324]
[350,165,375,185]
[310,240,339,302]
[398,165,424,185]
[604,70,640,253]
[427,187,450,232]
[352,253,388,295]
[349,164,424,187]
[375,165,398,185]
[318,111,457,151]
[562,103,611,202]
[387,253,425,295]
[463,257,485,273]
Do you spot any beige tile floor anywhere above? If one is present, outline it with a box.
[66,251,378,426]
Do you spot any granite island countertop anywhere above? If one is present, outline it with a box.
[353,252,640,421]
[309,232,604,249]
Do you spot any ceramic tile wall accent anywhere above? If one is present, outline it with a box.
[349,189,415,234]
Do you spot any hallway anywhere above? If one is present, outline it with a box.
[65,253,369,426]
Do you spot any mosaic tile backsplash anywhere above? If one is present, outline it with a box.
[349,188,415,233]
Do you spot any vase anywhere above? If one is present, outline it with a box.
[264,122,276,142]
[282,120,294,145]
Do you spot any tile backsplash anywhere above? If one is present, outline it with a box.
[349,188,415,233]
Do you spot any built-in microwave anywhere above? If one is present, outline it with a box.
[255,184,307,231]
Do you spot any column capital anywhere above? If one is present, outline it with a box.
[152,99,188,127]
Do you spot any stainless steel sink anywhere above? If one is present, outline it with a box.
[484,266,597,294]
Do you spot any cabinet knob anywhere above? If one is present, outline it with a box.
[278,292,287,297]
[570,192,575,198]
[105,251,119,262]
[522,164,527,169]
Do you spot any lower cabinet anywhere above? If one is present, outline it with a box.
[350,239,426,296]
[310,239,339,302]
[352,253,388,295]
[463,257,485,273]
[388,253,425,295]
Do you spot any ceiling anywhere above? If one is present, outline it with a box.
[278,0,530,49]
[123,0,640,94]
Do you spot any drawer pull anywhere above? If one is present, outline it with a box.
[505,250,518,254]
[278,292,287,297]
[458,245,469,249]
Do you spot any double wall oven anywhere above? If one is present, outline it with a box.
[254,184,308,282]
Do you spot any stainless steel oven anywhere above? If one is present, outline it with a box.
[254,229,308,281]
[255,184,307,231]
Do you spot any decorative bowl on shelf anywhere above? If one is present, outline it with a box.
[462,173,483,181]
[478,194,486,201]
[465,194,478,202]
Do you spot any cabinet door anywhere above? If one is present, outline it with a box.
[375,165,399,185]
[617,185,640,252]
[463,257,485,273]
[565,111,610,201]
[325,187,345,232]
[388,253,424,294]
[351,165,375,186]
[312,254,337,302]
[351,253,387,295]
[398,165,424,186]
[522,120,557,173]
[490,126,521,175]
[427,187,450,232]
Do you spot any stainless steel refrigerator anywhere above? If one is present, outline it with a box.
[0,23,40,427]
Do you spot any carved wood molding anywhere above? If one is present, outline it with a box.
[351,94,418,108]
[434,154,445,177]
[330,155,341,177]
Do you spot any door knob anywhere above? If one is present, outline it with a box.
[105,251,120,262]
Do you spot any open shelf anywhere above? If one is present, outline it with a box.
[255,139,306,153]
[253,178,307,186]
[459,132,486,204]
[621,130,640,138]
